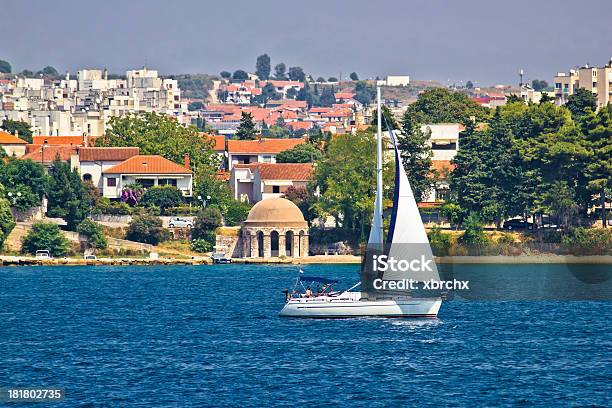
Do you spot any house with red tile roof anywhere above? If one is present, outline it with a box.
[21,144,79,167]
[230,163,313,203]
[226,137,306,170]
[0,130,28,157]
[72,147,141,190]
[101,155,193,198]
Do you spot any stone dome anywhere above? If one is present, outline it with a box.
[244,197,307,227]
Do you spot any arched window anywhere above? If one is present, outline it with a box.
[82,173,92,182]
[257,231,264,258]
[285,231,294,257]
[270,231,279,257]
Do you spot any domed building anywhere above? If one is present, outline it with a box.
[241,197,309,258]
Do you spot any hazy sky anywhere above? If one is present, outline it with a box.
[2,0,611,85]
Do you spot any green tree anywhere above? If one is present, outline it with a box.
[274,63,287,80]
[76,219,108,250]
[0,184,16,249]
[21,222,69,256]
[235,112,258,140]
[466,80,474,89]
[95,112,217,173]
[276,143,322,163]
[38,66,59,78]
[349,72,359,81]
[506,94,523,104]
[481,108,525,227]
[314,130,392,232]
[0,158,48,202]
[327,77,338,83]
[540,181,579,230]
[255,54,271,80]
[141,186,183,215]
[458,213,488,247]
[581,105,612,227]
[224,200,251,226]
[531,79,549,91]
[450,121,489,213]
[0,120,33,143]
[318,87,336,107]
[288,66,306,82]
[220,71,231,79]
[253,83,281,104]
[232,70,249,81]
[397,114,433,203]
[405,87,489,123]
[316,77,325,83]
[46,157,92,230]
[0,60,11,73]
[354,81,376,105]
[565,88,597,121]
[192,207,222,240]
[126,215,170,245]
[283,185,318,225]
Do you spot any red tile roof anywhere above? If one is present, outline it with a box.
[0,130,27,144]
[201,134,225,151]
[21,145,78,163]
[79,147,140,162]
[227,138,306,154]
[104,155,192,174]
[32,135,97,146]
[288,121,313,131]
[335,92,355,100]
[235,163,313,180]
[432,160,455,174]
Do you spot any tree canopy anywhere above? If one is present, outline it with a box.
[0,60,11,73]
[46,157,92,230]
[95,112,217,173]
[235,112,258,140]
[0,119,33,143]
[405,87,490,123]
[232,70,249,81]
[274,63,287,80]
[276,143,322,163]
[255,54,271,80]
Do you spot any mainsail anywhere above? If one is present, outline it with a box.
[361,90,439,298]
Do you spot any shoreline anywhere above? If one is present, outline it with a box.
[1,254,611,266]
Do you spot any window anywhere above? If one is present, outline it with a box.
[262,155,272,163]
[136,179,155,188]
[107,177,117,187]
[158,179,177,187]
[83,174,92,182]
[272,186,280,194]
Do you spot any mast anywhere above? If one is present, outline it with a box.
[375,85,384,243]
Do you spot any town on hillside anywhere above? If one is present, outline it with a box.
[0,55,610,262]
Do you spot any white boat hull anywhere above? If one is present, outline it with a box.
[279,293,441,318]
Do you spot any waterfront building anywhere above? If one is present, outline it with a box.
[240,197,309,258]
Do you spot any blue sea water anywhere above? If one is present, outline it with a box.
[0,264,610,407]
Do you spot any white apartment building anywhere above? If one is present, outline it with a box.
[554,58,612,108]
[0,67,187,136]
[421,123,460,161]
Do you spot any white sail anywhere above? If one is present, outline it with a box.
[385,128,440,282]
[367,86,384,247]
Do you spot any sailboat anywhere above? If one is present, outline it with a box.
[279,86,442,318]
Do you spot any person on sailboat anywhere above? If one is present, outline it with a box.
[305,287,312,298]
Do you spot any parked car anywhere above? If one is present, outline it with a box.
[168,217,193,228]
[35,250,51,259]
[84,254,97,260]
[503,219,535,230]
[212,252,231,264]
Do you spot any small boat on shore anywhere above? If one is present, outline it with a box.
[280,86,442,318]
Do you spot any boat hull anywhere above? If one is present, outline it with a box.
[279,295,441,318]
